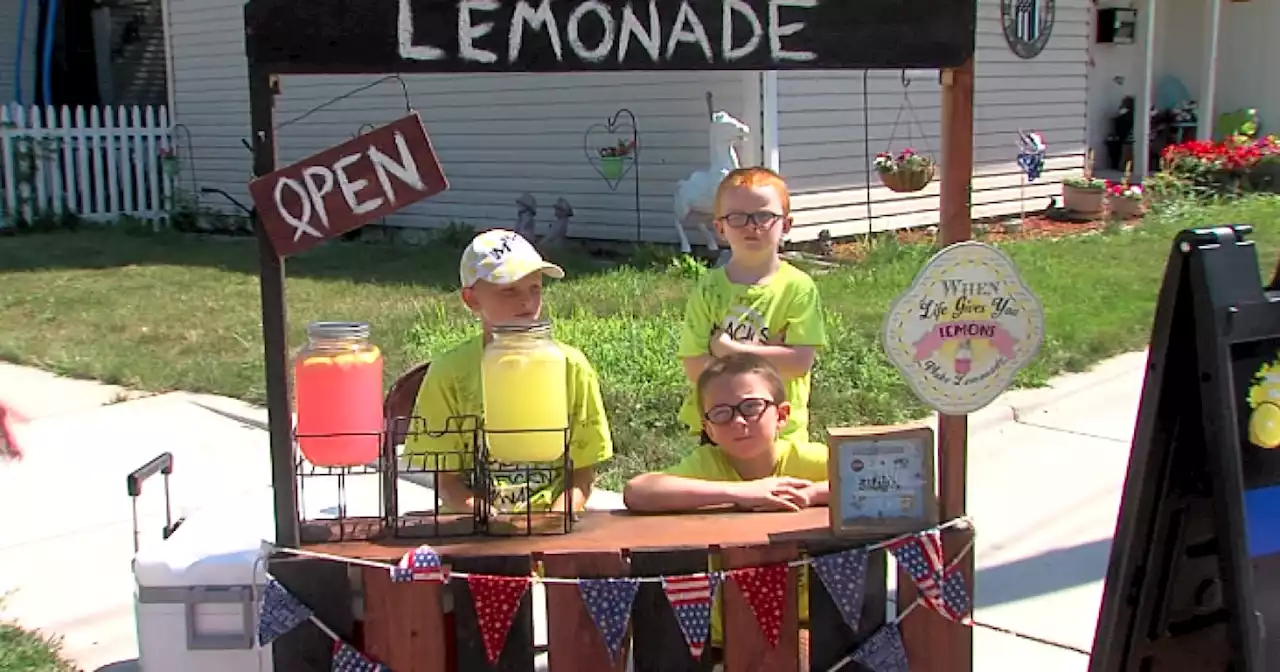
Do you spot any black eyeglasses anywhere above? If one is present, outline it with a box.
[703,398,777,425]
[717,211,784,229]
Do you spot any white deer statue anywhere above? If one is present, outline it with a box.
[673,110,752,254]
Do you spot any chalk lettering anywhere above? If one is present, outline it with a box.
[398,0,446,60]
[568,1,617,62]
[666,1,713,62]
[458,0,500,64]
[768,0,817,62]
[509,0,563,63]
[723,0,764,62]
[618,1,661,62]
[367,131,426,206]
[273,178,322,241]
[333,153,383,215]
[301,166,335,230]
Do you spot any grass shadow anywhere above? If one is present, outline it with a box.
[0,228,632,292]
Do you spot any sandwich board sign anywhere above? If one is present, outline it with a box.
[1090,226,1278,671]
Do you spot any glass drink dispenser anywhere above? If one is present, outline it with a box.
[481,321,569,464]
[293,321,384,467]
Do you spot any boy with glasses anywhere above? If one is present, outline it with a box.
[677,166,828,445]
[623,352,827,663]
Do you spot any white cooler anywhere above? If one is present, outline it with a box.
[132,491,276,672]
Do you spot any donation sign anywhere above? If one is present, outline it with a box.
[248,113,449,257]
[882,241,1045,415]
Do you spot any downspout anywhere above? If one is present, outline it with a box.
[13,0,30,104]
[40,0,58,104]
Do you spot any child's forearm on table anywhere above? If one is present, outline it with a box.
[623,473,741,512]
[806,480,830,506]
[550,466,595,513]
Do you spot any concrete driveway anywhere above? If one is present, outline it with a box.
[0,352,1149,671]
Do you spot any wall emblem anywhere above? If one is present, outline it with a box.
[1001,0,1056,59]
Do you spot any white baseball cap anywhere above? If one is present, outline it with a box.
[459,229,565,288]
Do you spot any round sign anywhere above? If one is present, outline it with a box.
[1001,0,1055,59]
[882,241,1045,415]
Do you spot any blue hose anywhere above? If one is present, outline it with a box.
[13,0,29,104]
[40,0,56,104]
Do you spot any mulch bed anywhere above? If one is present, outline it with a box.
[827,210,1136,262]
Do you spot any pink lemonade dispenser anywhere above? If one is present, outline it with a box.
[293,321,384,467]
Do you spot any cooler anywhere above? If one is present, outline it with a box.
[130,456,276,672]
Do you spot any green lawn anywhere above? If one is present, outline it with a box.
[2,196,1278,487]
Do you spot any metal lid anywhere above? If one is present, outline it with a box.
[306,321,370,341]
[491,319,552,336]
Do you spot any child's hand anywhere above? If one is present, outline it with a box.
[709,331,740,357]
[731,477,814,512]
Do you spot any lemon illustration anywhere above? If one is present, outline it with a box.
[1249,402,1280,449]
[1246,357,1280,449]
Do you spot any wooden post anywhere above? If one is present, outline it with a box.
[899,58,975,672]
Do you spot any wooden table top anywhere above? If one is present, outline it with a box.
[297,507,885,560]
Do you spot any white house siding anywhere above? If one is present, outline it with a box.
[0,0,40,106]
[166,0,758,244]
[775,0,1090,241]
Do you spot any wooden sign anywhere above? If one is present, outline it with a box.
[1090,226,1278,671]
[882,241,1045,415]
[244,0,977,74]
[828,424,938,536]
[247,113,449,257]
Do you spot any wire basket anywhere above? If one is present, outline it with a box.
[294,415,576,544]
[879,163,936,193]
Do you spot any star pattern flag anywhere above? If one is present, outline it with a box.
[889,530,971,621]
[331,640,388,671]
[811,548,870,632]
[662,572,720,659]
[391,544,443,583]
[467,574,530,664]
[851,623,910,672]
[578,578,641,662]
[730,564,789,647]
[257,578,312,646]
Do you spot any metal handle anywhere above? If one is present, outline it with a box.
[127,452,176,553]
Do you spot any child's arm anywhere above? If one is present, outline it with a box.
[623,473,814,512]
[709,334,816,379]
[800,480,830,507]
[550,466,596,513]
[678,284,717,384]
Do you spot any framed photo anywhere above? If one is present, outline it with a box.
[828,424,939,537]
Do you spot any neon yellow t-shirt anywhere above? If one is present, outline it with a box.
[662,438,829,645]
[403,335,613,511]
[678,262,828,443]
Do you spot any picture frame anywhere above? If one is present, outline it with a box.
[828,424,939,537]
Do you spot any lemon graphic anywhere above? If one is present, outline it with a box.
[1246,357,1280,449]
[1249,402,1280,449]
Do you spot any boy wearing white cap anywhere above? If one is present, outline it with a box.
[402,229,613,515]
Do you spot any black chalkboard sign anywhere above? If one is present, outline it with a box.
[244,0,977,74]
[1090,226,1279,671]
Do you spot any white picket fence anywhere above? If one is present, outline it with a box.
[0,105,174,226]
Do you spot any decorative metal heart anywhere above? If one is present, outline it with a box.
[582,120,638,192]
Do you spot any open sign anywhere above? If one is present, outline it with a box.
[248,113,449,257]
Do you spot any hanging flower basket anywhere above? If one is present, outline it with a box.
[599,155,624,180]
[875,149,935,194]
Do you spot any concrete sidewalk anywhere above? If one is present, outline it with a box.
[0,351,1150,671]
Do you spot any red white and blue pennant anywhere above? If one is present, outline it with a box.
[661,572,720,659]
[579,577,641,662]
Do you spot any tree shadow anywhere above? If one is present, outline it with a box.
[975,538,1114,608]
[0,229,636,292]
[93,660,139,672]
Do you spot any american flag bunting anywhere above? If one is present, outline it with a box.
[331,640,388,671]
[662,572,720,659]
[391,544,443,583]
[730,564,789,647]
[578,578,641,662]
[811,548,870,632]
[257,577,312,646]
[888,530,971,621]
[467,574,530,664]
[851,622,910,672]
